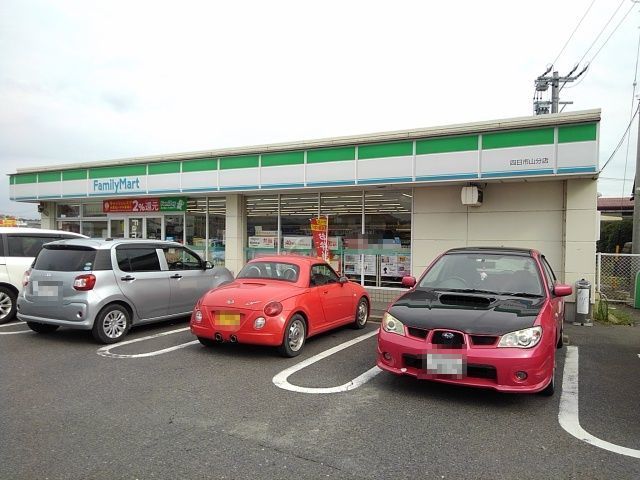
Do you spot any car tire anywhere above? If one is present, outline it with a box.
[353,297,369,329]
[26,322,59,334]
[197,336,217,347]
[92,304,131,344]
[0,286,17,324]
[278,314,306,357]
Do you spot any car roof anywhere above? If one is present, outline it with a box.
[445,247,538,257]
[248,255,324,266]
[42,238,185,250]
[0,227,86,237]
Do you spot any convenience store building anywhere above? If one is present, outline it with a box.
[9,109,600,302]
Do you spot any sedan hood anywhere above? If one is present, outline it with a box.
[388,289,545,335]
[200,280,302,310]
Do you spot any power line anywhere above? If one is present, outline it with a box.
[600,101,640,172]
[552,0,598,67]
[591,1,636,64]
[577,0,626,65]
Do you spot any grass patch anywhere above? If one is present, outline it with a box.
[594,301,636,326]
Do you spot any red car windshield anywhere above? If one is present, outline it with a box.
[418,253,544,296]
[237,261,300,282]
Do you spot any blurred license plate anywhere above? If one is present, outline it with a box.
[216,312,240,326]
[33,282,60,298]
[426,353,465,376]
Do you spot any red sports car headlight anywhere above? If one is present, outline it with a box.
[264,301,283,317]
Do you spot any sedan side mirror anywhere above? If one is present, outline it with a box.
[401,276,416,288]
[204,261,214,270]
[553,284,572,297]
[339,276,349,285]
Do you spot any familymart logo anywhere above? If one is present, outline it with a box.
[92,177,144,194]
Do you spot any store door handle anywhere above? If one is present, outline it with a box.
[120,275,135,281]
[170,274,183,279]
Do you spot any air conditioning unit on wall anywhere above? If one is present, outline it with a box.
[461,186,483,206]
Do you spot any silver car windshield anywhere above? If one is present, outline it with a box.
[418,253,544,296]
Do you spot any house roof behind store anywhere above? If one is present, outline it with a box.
[15,109,601,174]
[597,196,634,212]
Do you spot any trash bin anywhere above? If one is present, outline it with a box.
[573,278,593,326]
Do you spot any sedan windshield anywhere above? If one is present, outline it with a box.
[418,253,543,296]
[237,261,300,282]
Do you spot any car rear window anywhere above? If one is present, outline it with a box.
[237,262,300,282]
[33,246,100,272]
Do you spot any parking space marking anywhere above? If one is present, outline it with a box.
[272,329,381,394]
[97,327,198,358]
[559,346,640,459]
[0,321,30,335]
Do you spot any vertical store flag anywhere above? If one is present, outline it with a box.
[310,216,329,260]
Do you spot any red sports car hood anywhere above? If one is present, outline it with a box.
[200,280,303,310]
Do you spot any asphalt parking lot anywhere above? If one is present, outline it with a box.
[1,318,639,480]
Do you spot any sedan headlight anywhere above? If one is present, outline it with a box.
[498,326,542,348]
[382,312,405,336]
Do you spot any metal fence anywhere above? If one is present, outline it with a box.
[596,253,640,302]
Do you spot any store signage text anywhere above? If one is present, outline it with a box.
[103,196,187,213]
[93,177,142,194]
[509,157,549,167]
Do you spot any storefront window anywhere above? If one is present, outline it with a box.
[208,197,226,266]
[365,191,412,287]
[58,221,81,234]
[82,221,108,238]
[321,192,363,278]
[246,195,278,259]
[82,203,107,217]
[165,215,184,243]
[57,204,80,218]
[280,194,318,256]
[186,198,207,258]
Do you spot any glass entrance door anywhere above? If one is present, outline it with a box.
[109,219,125,238]
[128,217,143,239]
[146,217,162,240]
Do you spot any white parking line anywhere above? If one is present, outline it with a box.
[97,327,198,358]
[558,346,640,459]
[0,321,30,335]
[272,329,381,394]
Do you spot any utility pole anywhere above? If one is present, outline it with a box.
[533,65,588,115]
[632,97,640,253]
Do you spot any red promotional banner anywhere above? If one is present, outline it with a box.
[310,216,329,260]
[103,198,160,213]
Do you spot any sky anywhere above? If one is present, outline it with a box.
[0,0,638,218]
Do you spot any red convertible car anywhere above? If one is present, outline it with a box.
[377,247,572,395]
[190,255,370,356]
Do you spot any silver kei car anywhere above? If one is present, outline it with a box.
[17,238,233,343]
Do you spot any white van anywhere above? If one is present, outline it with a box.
[0,227,85,323]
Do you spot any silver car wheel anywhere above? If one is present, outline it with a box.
[0,292,12,320]
[287,319,305,352]
[102,310,127,339]
[357,300,368,326]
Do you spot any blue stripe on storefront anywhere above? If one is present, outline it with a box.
[219,185,260,191]
[38,195,62,199]
[481,169,554,178]
[415,173,478,182]
[305,180,356,187]
[181,187,219,192]
[148,188,183,193]
[557,166,598,174]
[358,177,413,185]
[88,191,147,196]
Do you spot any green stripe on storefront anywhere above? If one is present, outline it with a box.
[307,146,356,164]
[10,176,15,185]
[15,173,38,184]
[38,172,61,183]
[359,141,413,160]
[182,158,217,173]
[416,135,478,155]
[62,169,87,181]
[220,155,259,170]
[483,128,554,149]
[558,123,597,143]
[89,165,146,178]
[261,151,304,167]
[149,162,181,175]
